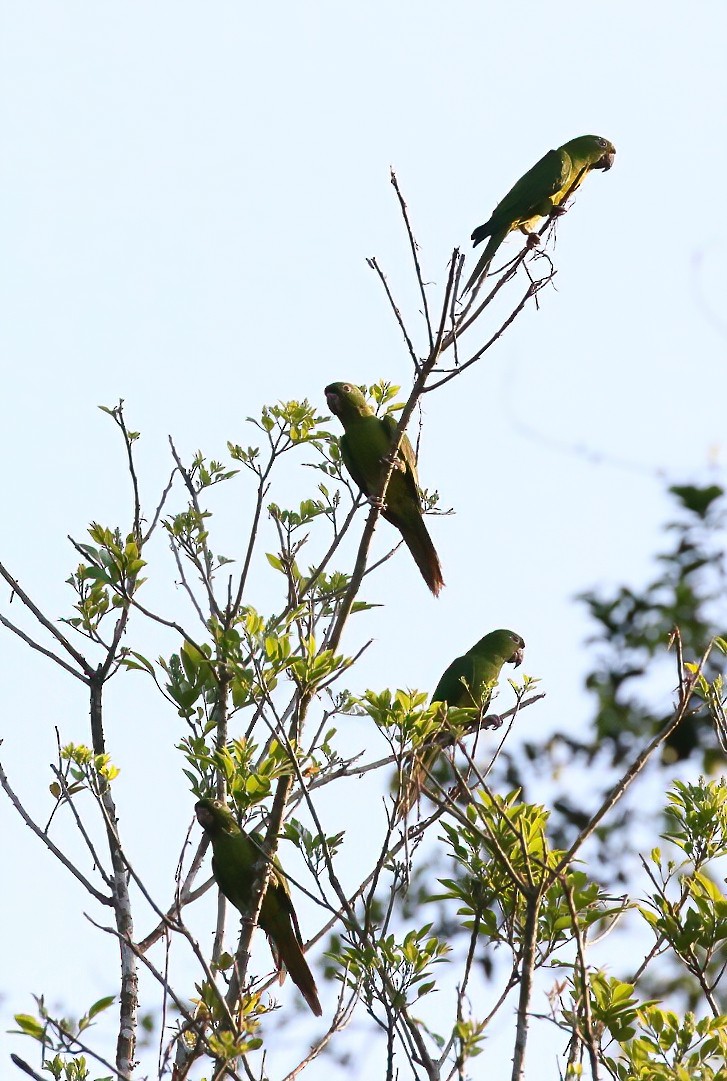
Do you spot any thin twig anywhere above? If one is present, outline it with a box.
[110,402,142,540]
[49,764,114,888]
[550,648,706,881]
[326,253,460,656]
[563,879,600,1081]
[367,256,420,372]
[142,466,177,545]
[0,562,93,675]
[168,438,223,622]
[511,891,540,1081]
[170,536,209,627]
[0,758,112,905]
[0,612,88,682]
[86,915,230,1047]
[390,168,433,354]
[281,988,359,1081]
[428,279,543,391]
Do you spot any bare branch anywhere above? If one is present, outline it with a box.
[510,891,540,1081]
[281,987,358,1081]
[0,611,88,682]
[428,277,544,391]
[107,402,142,541]
[367,256,420,373]
[551,646,707,880]
[49,764,114,888]
[168,438,223,622]
[0,562,93,675]
[0,758,112,906]
[390,168,433,353]
[142,466,177,545]
[563,879,601,1081]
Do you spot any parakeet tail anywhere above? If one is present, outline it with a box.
[462,231,504,295]
[471,220,495,246]
[388,511,444,596]
[272,926,323,1016]
[397,749,436,817]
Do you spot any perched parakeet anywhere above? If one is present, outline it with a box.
[195,798,322,1016]
[462,134,616,294]
[399,629,525,813]
[325,381,444,596]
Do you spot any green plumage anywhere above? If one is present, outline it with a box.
[431,628,525,707]
[400,629,525,813]
[195,798,322,1016]
[463,134,616,294]
[325,381,444,596]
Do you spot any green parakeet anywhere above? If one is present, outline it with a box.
[463,134,616,294]
[195,798,322,1017]
[325,381,444,596]
[399,629,525,813]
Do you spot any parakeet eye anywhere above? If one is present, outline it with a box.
[342,384,352,392]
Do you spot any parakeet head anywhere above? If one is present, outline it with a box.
[325,382,373,422]
[196,797,238,835]
[481,629,526,667]
[562,134,616,171]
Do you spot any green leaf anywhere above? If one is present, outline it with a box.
[87,995,115,1019]
[12,1014,45,1040]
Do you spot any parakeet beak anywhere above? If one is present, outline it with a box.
[511,647,525,667]
[195,802,213,828]
[598,149,615,171]
[325,389,339,412]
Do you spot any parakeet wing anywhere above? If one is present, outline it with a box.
[339,433,369,495]
[381,413,421,493]
[477,147,571,239]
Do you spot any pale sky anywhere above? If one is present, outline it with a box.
[2,3,726,1078]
